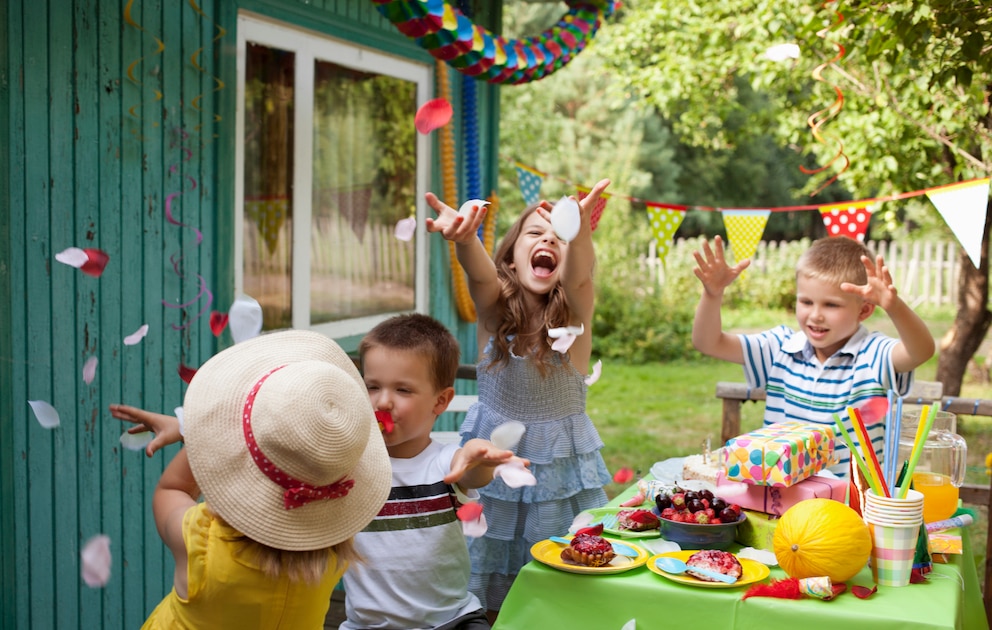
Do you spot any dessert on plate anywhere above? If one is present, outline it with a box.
[560,525,616,567]
[685,549,743,582]
[616,509,660,532]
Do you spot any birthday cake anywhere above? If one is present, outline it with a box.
[682,448,725,485]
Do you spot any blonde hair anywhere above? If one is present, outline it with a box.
[796,237,872,287]
[488,204,573,375]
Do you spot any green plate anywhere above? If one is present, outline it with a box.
[581,507,661,539]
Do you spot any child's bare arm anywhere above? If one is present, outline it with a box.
[443,438,524,490]
[153,448,199,597]
[110,404,182,457]
[691,236,749,363]
[841,254,935,371]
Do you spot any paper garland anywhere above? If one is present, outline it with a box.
[819,201,874,242]
[926,179,991,268]
[646,204,686,263]
[721,210,771,265]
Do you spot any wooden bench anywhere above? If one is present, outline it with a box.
[716,379,992,621]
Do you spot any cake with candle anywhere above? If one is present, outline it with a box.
[682,447,725,485]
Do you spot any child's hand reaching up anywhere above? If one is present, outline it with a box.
[110,404,182,457]
[693,235,751,297]
[425,194,489,243]
[841,254,899,311]
[444,438,528,488]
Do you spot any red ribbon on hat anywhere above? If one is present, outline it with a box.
[244,365,355,510]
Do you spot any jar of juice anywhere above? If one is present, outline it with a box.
[897,410,966,523]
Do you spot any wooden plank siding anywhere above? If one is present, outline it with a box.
[0,1,500,628]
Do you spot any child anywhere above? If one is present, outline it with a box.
[691,235,935,474]
[112,330,391,629]
[425,181,613,617]
[341,313,527,630]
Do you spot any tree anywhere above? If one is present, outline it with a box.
[600,0,992,394]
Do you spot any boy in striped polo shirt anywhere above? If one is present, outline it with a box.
[691,236,935,475]
[343,314,529,630]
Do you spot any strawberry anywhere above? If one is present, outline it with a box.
[695,511,710,524]
[671,492,686,508]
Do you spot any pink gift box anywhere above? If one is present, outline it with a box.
[717,473,847,517]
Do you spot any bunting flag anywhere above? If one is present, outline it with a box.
[721,209,770,264]
[331,185,374,243]
[515,163,544,206]
[576,186,611,232]
[244,197,288,256]
[645,203,686,266]
[926,178,990,268]
[819,201,874,242]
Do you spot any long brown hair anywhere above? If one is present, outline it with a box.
[486,205,573,375]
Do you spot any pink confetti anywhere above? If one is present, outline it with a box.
[613,466,634,484]
[490,421,525,451]
[123,324,149,346]
[82,356,98,385]
[415,98,453,134]
[178,363,198,384]
[55,247,89,268]
[28,400,60,429]
[858,396,888,423]
[209,311,229,337]
[80,534,112,587]
[551,334,577,353]
[494,461,537,488]
[457,502,483,522]
[851,584,877,599]
[375,410,395,434]
[584,360,602,386]
[394,217,417,241]
[79,249,110,277]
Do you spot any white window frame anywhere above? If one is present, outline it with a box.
[234,11,431,339]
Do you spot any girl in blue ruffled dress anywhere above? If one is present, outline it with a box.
[426,180,613,621]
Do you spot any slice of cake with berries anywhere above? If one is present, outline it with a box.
[616,509,660,532]
[685,549,743,582]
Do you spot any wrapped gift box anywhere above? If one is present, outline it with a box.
[717,473,847,516]
[723,421,836,487]
[735,509,779,552]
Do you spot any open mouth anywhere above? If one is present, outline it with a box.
[531,249,558,278]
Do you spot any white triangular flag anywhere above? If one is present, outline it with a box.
[926,178,990,269]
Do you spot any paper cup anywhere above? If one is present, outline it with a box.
[866,488,924,507]
[865,520,919,587]
[863,507,923,527]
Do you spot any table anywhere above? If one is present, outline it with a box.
[494,480,989,630]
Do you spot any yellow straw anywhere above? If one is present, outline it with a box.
[832,414,882,496]
[898,403,936,499]
[849,407,889,497]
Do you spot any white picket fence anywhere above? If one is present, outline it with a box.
[642,238,961,308]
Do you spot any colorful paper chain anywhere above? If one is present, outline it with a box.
[371,0,615,84]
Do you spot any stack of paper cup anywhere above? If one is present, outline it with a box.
[863,488,924,587]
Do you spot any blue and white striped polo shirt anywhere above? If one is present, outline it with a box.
[739,324,913,475]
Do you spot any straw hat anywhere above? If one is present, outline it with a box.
[183,330,390,551]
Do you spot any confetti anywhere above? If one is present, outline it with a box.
[394,217,417,241]
[123,324,149,346]
[209,311,229,337]
[178,363,198,384]
[28,400,60,429]
[494,461,536,488]
[613,467,634,484]
[80,535,112,587]
[228,294,263,343]
[584,360,603,386]
[550,196,581,242]
[119,431,154,452]
[375,410,395,434]
[82,356,98,385]
[490,421,525,451]
[414,98,453,134]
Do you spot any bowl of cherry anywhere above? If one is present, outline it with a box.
[652,487,745,550]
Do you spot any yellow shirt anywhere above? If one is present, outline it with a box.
[142,503,344,629]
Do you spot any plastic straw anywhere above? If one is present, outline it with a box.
[832,413,882,496]
[898,402,936,499]
[849,407,889,497]
[883,389,896,491]
[890,394,903,496]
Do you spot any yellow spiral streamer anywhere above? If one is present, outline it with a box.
[436,60,477,322]
[482,191,499,256]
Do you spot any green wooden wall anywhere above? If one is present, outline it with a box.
[0,0,499,627]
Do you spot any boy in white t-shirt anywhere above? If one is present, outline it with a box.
[343,313,528,630]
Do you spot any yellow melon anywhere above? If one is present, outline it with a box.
[773,498,872,582]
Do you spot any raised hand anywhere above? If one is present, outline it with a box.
[841,254,898,310]
[425,193,488,244]
[693,235,751,297]
[109,404,182,457]
[443,438,519,486]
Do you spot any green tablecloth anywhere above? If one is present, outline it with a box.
[494,481,989,630]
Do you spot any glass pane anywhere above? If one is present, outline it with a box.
[310,59,417,323]
[243,43,295,330]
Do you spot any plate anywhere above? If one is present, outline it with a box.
[647,551,771,588]
[530,539,650,575]
[582,507,661,539]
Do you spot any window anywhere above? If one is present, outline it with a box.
[235,12,430,338]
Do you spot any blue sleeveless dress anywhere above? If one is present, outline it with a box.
[461,339,611,610]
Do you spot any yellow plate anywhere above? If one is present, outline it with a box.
[582,507,661,539]
[647,551,770,588]
[530,539,650,575]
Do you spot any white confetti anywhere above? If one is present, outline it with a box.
[548,323,584,338]
[55,247,89,268]
[82,356,98,385]
[737,547,778,566]
[551,334,577,354]
[394,217,417,241]
[462,512,488,538]
[123,324,149,346]
[457,199,490,219]
[584,360,603,386]
[490,421,526,451]
[28,400,60,429]
[119,431,154,452]
[228,294,263,344]
[550,196,581,242]
[621,619,637,630]
[568,511,595,534]
[81,534,112,587]
[494,461,537,488]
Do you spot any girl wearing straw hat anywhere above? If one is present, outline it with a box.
[115,330,390,629]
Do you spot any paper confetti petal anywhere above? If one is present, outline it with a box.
[851,584,877,599]
[55,247,89,268]
[858,396,889,423]
[569,511,595,533]
[457,199,491,219]
[494,461,537,488]
[621,620,637,630]
[736,547,778,565]
[551,334,576,354]
[80,249,110,277]
[82,356,98,385]
[584,360,602,386]
[462,511,488,538]
[209,311,229,337]
[613,467,635,485]
[548,323,584,339]
[550,196,581,242]
[394,217,417,241]
[490,420,526,451]
[119,431,154,452]
[178,363,197,384]
[123,324,149,346]
[228,294,264,343]
[80,535,112,588]
[28,400,60,429]
[375,410,395,434]
[457,502,484,522]
[415,98,453,134]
